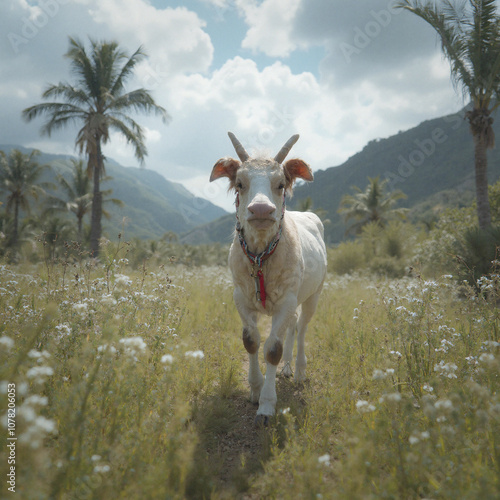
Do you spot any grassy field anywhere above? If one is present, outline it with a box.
[1,246,499,499]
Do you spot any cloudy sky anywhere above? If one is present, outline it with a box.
[0,0,472,211]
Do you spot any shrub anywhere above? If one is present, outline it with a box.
[454,225,500,289]
[328,241,365,275]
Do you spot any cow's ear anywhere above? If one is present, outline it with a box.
[210,158,240,188]
[283,158,313,188]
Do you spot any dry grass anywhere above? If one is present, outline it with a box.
[0,254,499,499]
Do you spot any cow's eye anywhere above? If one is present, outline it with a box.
[278,182,285,190]
[235,181,243,190]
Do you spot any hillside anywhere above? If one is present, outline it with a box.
[180,213,235,245]
[291,108,500,243]
[0,145,227,240]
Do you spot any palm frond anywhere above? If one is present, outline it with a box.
[396,0,475,99]
[42,83,92,107]
[106,116,147,163]
[110,45,147,96]
[23,102,87,130]
[107,89,170,123]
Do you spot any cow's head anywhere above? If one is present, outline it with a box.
[210,132,313,247]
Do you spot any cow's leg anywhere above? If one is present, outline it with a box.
[243,323,264,404]
[256,294,297,424]
[282,310,298,378]
[295,291,321,382]
[234,289,263,404]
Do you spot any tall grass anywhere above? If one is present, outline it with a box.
[0,248,499,498]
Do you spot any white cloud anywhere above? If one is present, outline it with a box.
[82,0,213,76]
[102,46,459,212]
[236,0,304,57]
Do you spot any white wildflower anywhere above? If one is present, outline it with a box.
[94,464,110,473]
[372,369,387,380]
[318,454,331,466]
[409,436,420,445]
[24,395,48,407]
[55,324,71,339]
[19,415,57,449]
[17,404,36,423]
[26,366,54,382]
[101,294,117,307]
[434,360,458,379]
[435,338,455,353]
[482,340,500,348]
[0,336,14,350]
[423,280,438,289]
[479,353,497,368]
[97,344,117,355]
[161,354,174,364]
[28,350,51,363]
[119,337,147,359]
[423,384,434,393]
[114,274,132,288]
[435,399,453,411]
[465,356,478,366]
[185,350,205,359]
[356,400,376,414]
[379,392,402,404]
[73,302,88,315]
[372,368,395,380]
[91,455,101,462]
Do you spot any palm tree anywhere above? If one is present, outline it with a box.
[338,176,408,235]
[48,159,92,241]
[0,149,49,248]
[48,159,123,242]
[397,0,500,229]
[23,37,169,256]
[297,196,330,224]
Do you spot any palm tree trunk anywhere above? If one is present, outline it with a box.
[11,198,19,248]
[77,215,83,243]
[473,133,492,229]
[89,141,103,257]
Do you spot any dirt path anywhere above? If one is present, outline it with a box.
[203,368,307,497]
[192,317,308,498]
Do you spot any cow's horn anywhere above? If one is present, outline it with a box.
[228,132,249,162]
[274,134,299,164]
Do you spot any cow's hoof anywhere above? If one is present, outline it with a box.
[281,361,293,378]
[254,414,271,427]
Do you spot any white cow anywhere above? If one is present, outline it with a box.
[210,132,327,425]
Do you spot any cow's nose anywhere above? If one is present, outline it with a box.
[248,201,276,218]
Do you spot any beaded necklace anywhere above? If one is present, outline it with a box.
[235,191,285,308]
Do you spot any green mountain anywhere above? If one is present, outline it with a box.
[0,145,227,240]
[290,108,500,243]
[181,213,235,245]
